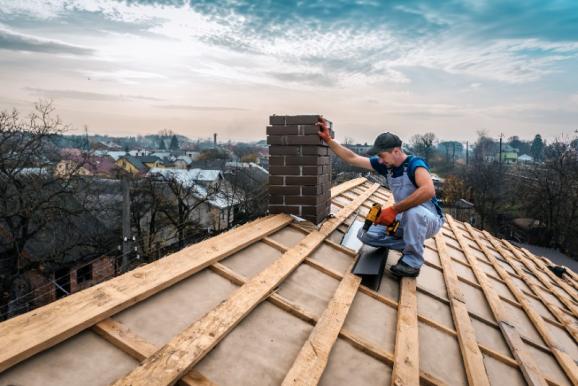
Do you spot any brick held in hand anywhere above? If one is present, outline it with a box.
[266,125,322,136]
[285,115,322,125]
[269,115,287,125]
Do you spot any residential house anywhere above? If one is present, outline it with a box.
[173,156,194,169]
[518,154,534,164]
[116,155,164,175]
[55,155,117,178]
[148,168,239,232]
[499,144,519,163]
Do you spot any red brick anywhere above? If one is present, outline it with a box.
[285,195,329,205]
[285,115,321,125]
[266,125,300,135]
[269,166,301,175]
[300,146,329,155]
[284,156,329,165]
[269,205,301,216]
[301,184,327,195]
[269,185,300,195]
[267,135,327,146]
[269,194,285,204]
[268,176,284,185]
[302,205,329,216]
[269,156,286,166]
[301,166,324,175]
[269,146,299,155]
[269,115,286,125]
[286,176,324,186]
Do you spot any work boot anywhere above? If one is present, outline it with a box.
[390,260,420,278]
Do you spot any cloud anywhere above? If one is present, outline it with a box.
[157,104,248,111]
[25,87,163,101]
[0,25,93,55]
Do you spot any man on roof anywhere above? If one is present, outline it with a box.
[317,117,444,278]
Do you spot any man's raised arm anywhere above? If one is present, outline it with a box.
[316,117,373,170]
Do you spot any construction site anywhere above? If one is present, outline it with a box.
[0,115,576,386]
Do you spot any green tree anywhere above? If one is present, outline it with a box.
[169,135,179,150]
[530,134,544,161]
[158,138,166,150]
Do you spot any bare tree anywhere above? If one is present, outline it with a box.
[410,132,436,163]
[0,101,106,317]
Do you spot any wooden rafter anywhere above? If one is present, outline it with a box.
[281,261,361,385]
[92,319,216,386]
[391,278,420,386]
[434,233,491,386]
[0,214,293,374]
[446,215,547,386]
[111,184,381,386]
[464,224,578,385]
[207,263,446,386]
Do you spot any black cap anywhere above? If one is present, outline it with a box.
[366,132,402,155]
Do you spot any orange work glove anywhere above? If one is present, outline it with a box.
[375,206,397,226]
[316,117,332,143]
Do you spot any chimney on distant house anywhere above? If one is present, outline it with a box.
[267,115,334,224]
[213,133,217,148]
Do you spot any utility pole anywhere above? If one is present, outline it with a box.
[121,175,132,272]
[499,133,503,166]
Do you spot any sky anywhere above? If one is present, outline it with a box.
[1,0,577,144]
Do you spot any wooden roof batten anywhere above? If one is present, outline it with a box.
[0,176,577,386]
[111,183,381,385]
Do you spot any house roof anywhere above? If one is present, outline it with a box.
[0,178,577,386]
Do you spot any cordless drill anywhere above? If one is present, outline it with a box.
[363,203,400,235]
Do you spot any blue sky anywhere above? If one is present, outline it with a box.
[1,0,577,144]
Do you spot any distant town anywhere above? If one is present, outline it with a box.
[1,102,577,321]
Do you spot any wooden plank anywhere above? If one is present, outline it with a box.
[501,242,578,341]
[464,224,578,386]
[434,233,491,386]
[445,216,547,386]
[0,214,293,373]
[110,183,381,386]
[391,277,420,386]
[330,177,367,197]
[92,319,216,386]
[519,247,578,302]
[281,262,361,385]
[479,233,578,385]
[516,246,578,318]
[208,263,446,386]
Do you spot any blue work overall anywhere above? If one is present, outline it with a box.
[358,160,444,269]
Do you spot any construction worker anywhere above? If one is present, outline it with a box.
[317,117,444,277]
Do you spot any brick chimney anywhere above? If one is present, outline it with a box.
[267,115,334,224]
